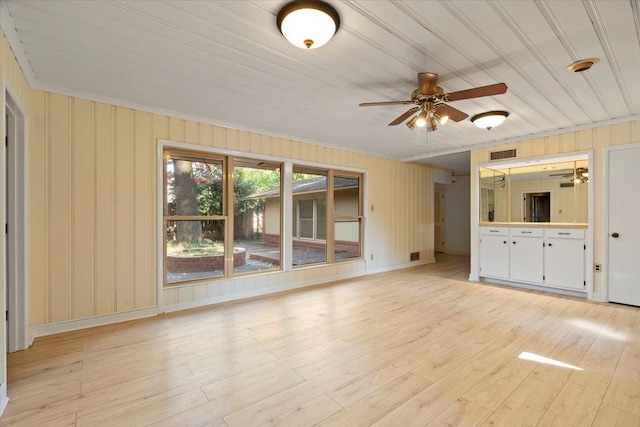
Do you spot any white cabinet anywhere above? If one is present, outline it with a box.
[478,226,586,293]
[544,229,585,291]
[479,227,509,279]
[509,228,543,284]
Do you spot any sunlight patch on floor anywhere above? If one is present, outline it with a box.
[518,351,583,371]
[568,319,627,341]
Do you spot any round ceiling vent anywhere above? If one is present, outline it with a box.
[567,58,600,72]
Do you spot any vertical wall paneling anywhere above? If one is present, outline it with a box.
[29,90,47,326]
[115,108,134,312]
[133,111,154,309]
[249,132,261,153]
[72,98,94,319]
[184,120,197,145]
[199,123,212,147]
[48,93,71,322]
[95,103,116,315]
[269,136,280,157]
[238,131,250,152]
[221,127,234,151]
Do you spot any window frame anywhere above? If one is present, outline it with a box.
[159,141,365,288]
[163,150,229,285]
[328,170,364,263]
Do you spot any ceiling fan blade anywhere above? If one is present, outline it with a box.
[359,100,413,107]
[548,173,573,177]
[388,107,419,126]
[445,83,508,102]
[435,104,468,122]
[418,72,439,95]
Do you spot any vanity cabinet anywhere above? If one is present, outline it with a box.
[509,228,543,283]
[479,226,586,293]
[479,227,509,278]
[544,229,585,291]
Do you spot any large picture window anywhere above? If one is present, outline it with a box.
[164,151,282,284]
[162,147,363,285]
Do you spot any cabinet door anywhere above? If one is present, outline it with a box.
[545,238,585,290]
[480,235,509,278]
[510,237,543,284]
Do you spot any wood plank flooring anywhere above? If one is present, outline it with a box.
[3,254,640,426]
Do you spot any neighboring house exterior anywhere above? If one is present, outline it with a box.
[248,176,361,257]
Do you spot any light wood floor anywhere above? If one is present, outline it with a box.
[4,254,640,426]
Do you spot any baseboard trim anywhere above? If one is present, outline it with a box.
[366,258,436,275]
[443,250,470,256]
[479,277,588,299]
[30,307,160,339]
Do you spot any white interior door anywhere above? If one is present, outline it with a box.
[608,146,640,306]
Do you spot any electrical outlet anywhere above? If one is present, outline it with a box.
[595,263,602,272]
[370,254,374,260]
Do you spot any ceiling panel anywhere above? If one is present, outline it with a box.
[3,0,639,167]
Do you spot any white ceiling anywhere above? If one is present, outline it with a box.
[3,0,640,172]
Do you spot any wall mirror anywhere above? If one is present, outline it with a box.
[479,156,589,224]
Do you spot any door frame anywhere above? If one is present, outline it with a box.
[602,141,640,302]
[4,86,28,352]
[434,187,445,252]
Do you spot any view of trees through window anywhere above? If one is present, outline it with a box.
[163,149,363,285]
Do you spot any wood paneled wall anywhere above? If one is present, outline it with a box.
[1,32,434,327]
[471,121,640,295]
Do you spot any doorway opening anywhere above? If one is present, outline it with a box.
[5,89,28,353]
[522,191,550,222]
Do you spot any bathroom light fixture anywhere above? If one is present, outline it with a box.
[471,111,509,130]
[277,0,340,49]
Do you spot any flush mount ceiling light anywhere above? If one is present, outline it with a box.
[471,111,509,130]
[567,58,599,73]
[277,0,340,49]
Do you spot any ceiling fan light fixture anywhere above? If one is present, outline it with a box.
[435,112,448,125]
[426,117,437,132]
[415,112,428,128]
[406,116,418,130]
[471,111,509,130]
[277,0,340,49]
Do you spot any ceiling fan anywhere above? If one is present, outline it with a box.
[549,167,589,183]
[359,72,508,131]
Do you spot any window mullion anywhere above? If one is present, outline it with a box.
[225,156,234,277]
[327,170,335,263]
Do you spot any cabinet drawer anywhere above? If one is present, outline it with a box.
[545,229,585,239]
[480,227,508,236]
[510,227,543,237]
